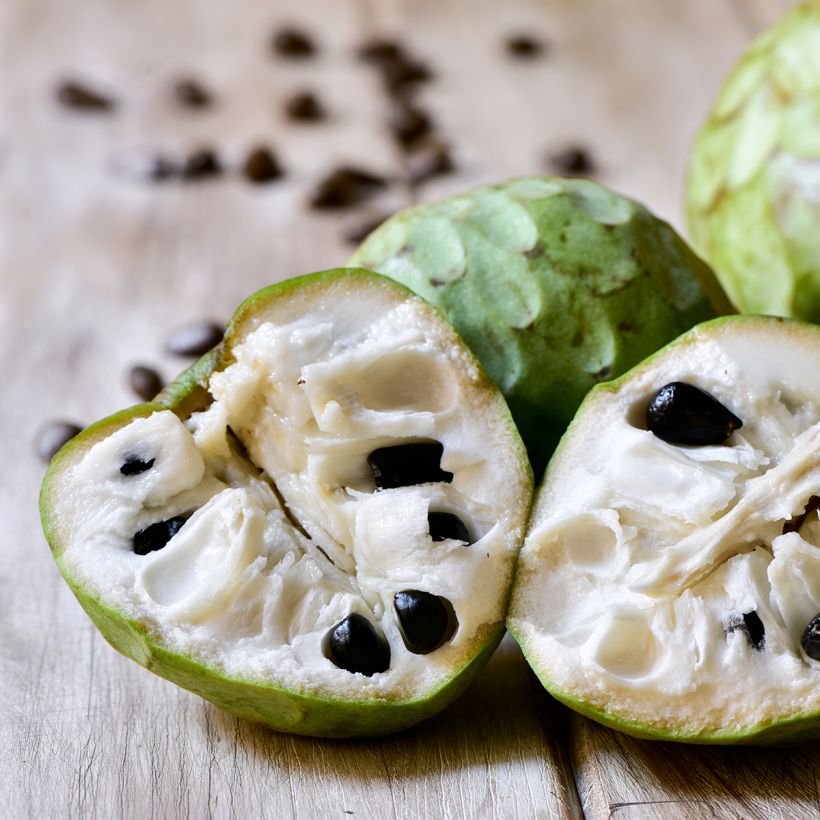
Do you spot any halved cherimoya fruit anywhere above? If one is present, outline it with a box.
[508,315,820,744]
[40,269,532,738]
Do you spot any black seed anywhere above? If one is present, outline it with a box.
[326,614,390,676]
[55,79,115,112]
[128,365,164,401]
[800,613,820,660]
[427,512,470,544]
[164,320,224,357]
[388,102,432,149]
[180,148,221,180]
[725,610,765,651]
[133,516,187,555]
[272,26,316,58]
[367,442,453,489]
[394,590,457,653]
[35,420,83,463]
[342,213,390,245]
[547,145,596,176]
[120,456,155,476]
[173,78,212,109]
[284,91,326,122]
[405,138,454,185]
[357,38,404,65]
[309,166,388,210]
[111,149,178,182]
[242,146,284,184]
[379,56,433,97]
[505,34,547,58]
[646,382,743,446]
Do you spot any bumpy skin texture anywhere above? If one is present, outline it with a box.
[351,177,731,476]
[40,269,527,738]
[508,315,820,745]
[687,1,820,321]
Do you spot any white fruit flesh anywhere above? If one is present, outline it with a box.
[509,319,820,736]
[54,282,529,701]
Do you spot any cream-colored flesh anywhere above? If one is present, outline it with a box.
[510,319,820,736]
[59,288,528,701]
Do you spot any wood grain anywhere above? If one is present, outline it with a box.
[0,0,812,818]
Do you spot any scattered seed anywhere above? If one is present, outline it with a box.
[801,613,820,660]
[242,146,284,184]
[128,365,164,401]
[272,26,316,58]
[380,55,433,97]
[389,102,432,149]
[342,212,391,245]
[394,590,457,653]
[284,91,326,122]
[120,456,155,476]
[180,148,221,180]
[505,34,547,58]
[406,138,454,185]
[357,38,404,65]
[164,320,224,357]
[326,614,390,676]
[55,79,116,112]
[367,442,453,489]
[309,166,388,210]
[133,516,188,555]
[427,512,470,544]
[547,146,597,177]
[173,78,212,109]
[34,420,83,463]
[646,382,743,446]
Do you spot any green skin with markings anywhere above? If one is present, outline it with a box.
[687,1,820,322]
[40,269,529,738]
[351,177,732,476]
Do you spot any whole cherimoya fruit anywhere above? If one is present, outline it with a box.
[350,177,731,476]
[508,315,820,744]
[39,269,532,738]
[687,2,820,321]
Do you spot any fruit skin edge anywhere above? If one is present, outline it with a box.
[40,268,532,739]
[506,314,820,746]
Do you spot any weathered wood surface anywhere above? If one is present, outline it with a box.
[1,0,815,818]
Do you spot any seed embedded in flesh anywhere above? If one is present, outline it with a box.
[120,456,155,476]
[326,614,390,676]
[801,614,820,661]
[726,610,765,651]
[646,382,743,446]
[133,516,187,555]
[394,590,456,654]
[427,512,470,544]
[367,442,453,489]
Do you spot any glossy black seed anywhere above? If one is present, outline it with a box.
[405,138,454,185]
[547,145,596,177]
[120,456,155,476]
[309,166,388,210]
[427,512,470,544]
[133,516,187,555]
[800,613,820,660]
[128,365,164,401]
[272,26,316,58]
[388,102,431,149]
[164,320,224,357]
[726,610,765,651]
[379,55,433,97]
[326,614,390,676]
[367,442,453,489]
[34,420,83,463]
[284,91,326,122]
[505,34,547,58]
[394,590,456,654]
[55,79,115,112]
[242,146,284,184]
[180,148,222,180]
[646,382,743,446]
[173,78,212,109]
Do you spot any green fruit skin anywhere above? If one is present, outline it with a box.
[508,314,820,745]
[351,177,731,477]
[40,268,531,738]
[687,1,820,322]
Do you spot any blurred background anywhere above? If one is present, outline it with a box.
[2,1,809,817]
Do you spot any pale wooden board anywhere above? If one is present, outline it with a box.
[0,0,813,817]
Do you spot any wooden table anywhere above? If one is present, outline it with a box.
[3,0,817,817]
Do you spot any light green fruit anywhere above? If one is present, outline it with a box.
[351,177,731,476]
[509,315,820,744]
[40,269,532,738]
[687,1,820,321]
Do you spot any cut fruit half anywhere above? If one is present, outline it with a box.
[508,315,820,744]
[40,269,532,737]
